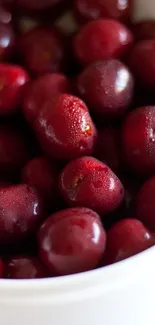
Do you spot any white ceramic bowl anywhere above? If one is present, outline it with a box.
[1,1,155,324]
[0,245,155,325]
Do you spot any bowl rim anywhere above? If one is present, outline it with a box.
[0,245,155,295]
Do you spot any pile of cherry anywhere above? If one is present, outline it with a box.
[0,0,155,279]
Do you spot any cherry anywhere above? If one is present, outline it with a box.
[0,23,15,61]
[34,94,97,160]
[77,60,134,118]
[0,63,29,115]
[38,207,106,275]
[0,5,12,24]
[74,0,130,24]
[133,21,155,41]
[59,156,124,215]
[104,218,155,265]
[0,184,45,245]
[5,256,50,279]
[0,123,29,175]
[128,40,155,91]
[21,156,58,206]
[19,27,67,76]
[73,19,133,66]
[94,127,121,172]
[22,73,71,124]
[136,176,155,231]
[121,106,155,175]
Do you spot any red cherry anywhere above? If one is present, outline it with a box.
[59,156,124,215]
[22,73,71,124]
[38,207,106,275]
[74,0,130,24]
[19,27,67,76]
[0,23,15,61]
[0,6,12,24]
[21,156,58,206]
[136,176,155,231]
[121,106,155,174]
[104,218,155,265]
[0,63,29,115]
[0,123,29,175]
[128,40,155,90]
[94,127,121,172]
[73,19,133,66]
[6,256,50,279]
[77,60,134,118]
[0,184,45,245]
[34,94,97,160]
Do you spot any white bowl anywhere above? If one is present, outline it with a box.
[0,245,155,325]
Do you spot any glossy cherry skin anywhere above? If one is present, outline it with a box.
[73,19,133,66]
[0,123,29,175]
[19,27,67,76]
[5,256,50,279]
[38,207,106,275]
[94,127,121,172]
[77,60,134,118]
[121,106,155,175]
[74,0,130,24]
[22,73,71,124]
[59,156,124,215]
[104,218,155,265]
[0,184,45,245]
[21,156,58,205]
[0,23,15,61]
[136,176,155,231]
[34,94,97,160]
[128,40,155,91]
[0,63,29,115]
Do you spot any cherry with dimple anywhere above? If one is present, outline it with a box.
[59,156,124,215]
[38,207,106,275]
